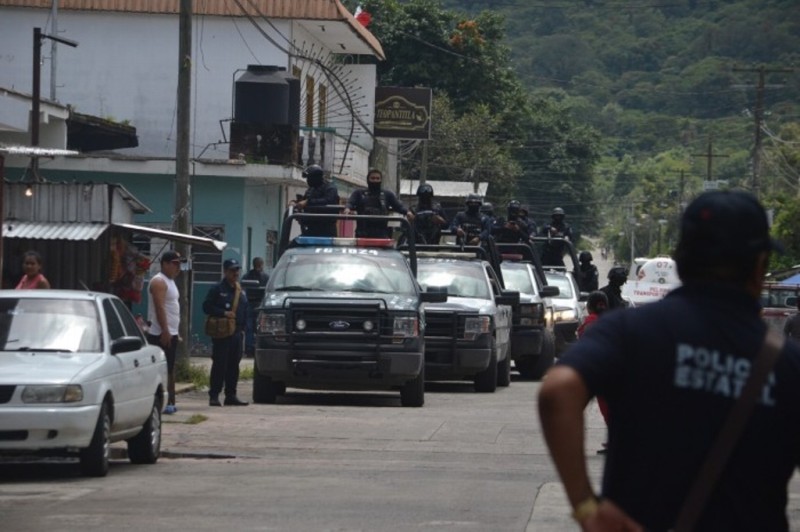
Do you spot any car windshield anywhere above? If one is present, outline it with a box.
[270,251,417,295]
[545,273,574,300]
[501,264,535,294]
[0,298,101,352]
[417,261,491,299]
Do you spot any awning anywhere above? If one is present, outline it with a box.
[3,221,108,240]
[113,223,227,251]
[2,221,227,251]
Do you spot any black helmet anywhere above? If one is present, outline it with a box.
[507,199,521,217]
[303,164,324,180]
[466,193,482,207]
[579,251,593,263]
[552,207,565,217]
[587,290,609,314]
[608,265,628,283]
[480,202,494,215]
[417,184,434,197]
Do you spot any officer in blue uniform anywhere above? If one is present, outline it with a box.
[203,259,249,407]
[450,193,491,245]
[539,190,800,531]
[411,183,447,244]
[345,168,413,238]
[292,164,340,237]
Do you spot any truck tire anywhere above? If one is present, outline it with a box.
[497,343,511,387]
[474,351,498,393]
[530,330,556,380]
[252,359,278,404]
[400,366,425,407]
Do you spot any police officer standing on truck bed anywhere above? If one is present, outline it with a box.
[412,183,447,244]
[451,193,491,245]
[345,168,413,238]
[291,164,340,237]
[492,199,530,244]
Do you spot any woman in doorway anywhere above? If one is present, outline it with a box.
[15,250,51,289]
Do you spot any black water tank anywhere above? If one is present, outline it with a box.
[234,65,290,126]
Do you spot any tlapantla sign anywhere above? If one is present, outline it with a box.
[374,87,431,140]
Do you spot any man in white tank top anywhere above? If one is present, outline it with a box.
[147,250,184,414]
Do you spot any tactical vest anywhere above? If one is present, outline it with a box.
[363,190,388,215]
[459,213,483,240]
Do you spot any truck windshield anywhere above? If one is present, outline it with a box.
[417,261,491,300]
[501,264,534,294]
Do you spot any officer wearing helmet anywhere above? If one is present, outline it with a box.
[450,193,491,245]
[412,183,447,244]
[345,168,413,238]
[600,265,629,310]
[578,250,599,292]
[479,202,496,226]
[492,199,530,243]
[540,207,574,266]
[292,164,340,237]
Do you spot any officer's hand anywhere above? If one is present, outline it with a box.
[344,208,353,215]
[295,199,307,210]
[406,212,415,222]
[579,499,643,532]
[456,228,465,237]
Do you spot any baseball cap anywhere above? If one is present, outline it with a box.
[676,190,782,263]
[223,258,241,271]
[161,250,186,263]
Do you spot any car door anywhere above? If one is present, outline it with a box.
[102,298,144,430]
[112,298,163,419]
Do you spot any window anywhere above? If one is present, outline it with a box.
[305,75,315,127]
[319,84,328,127]
[112,299,146,340]
[103,299,126,341]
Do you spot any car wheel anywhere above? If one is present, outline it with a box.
[496,342,511,387]
[80,401,111,477]
[530,330,556,380]
[252,361,279,404]
[474,350,498,393]
[400,365,425,407]
[127,396,162,464]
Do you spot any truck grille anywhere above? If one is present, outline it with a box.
[424,311,463,338]
[288,302,392,346]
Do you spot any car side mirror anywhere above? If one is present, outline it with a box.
[495,290,520,306]
[540,285,560,298]
[111,336,144,355]
[420,286,448,303]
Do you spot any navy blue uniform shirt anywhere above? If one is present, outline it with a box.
[559,282,800,531]
[203,279,249,332]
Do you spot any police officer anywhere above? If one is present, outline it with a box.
[480,202,496,227]
[540,207,574,266]
[450,193,491,245]
[519,205,538,238]
[600,265,628,310]
[292,164,340,237]
[412,183,447,244]
[203,259,249,407]
[345,168,413,238]
[578,250,599,292]
[493,199,530,243]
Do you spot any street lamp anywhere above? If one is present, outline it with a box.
[657,219,668,255]
[30,27,78,178]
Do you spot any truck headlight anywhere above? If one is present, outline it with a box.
[553,309,576,322]
[464,316,491,340]
[21,385,83,403]
[392,316,419,340]
[258,313,286,334]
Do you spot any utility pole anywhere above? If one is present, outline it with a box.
[732,65,793,199]
[49,0,58,100]
[419,140,428,186]
[691,136,727,188]
[175,0,192,363]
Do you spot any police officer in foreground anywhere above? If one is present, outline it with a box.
[539,190,799,531]
[345,168,413,238]
[292,164,340,237]
[492,199,530,243]
[412,183,447,244]
[600,265,628,310]
[450,193,491,245]
[578,250,599,292]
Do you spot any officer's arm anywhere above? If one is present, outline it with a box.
[538,365,596,515]
[386,191,408,215]
[345,190,360,212]
[202,284,225,317]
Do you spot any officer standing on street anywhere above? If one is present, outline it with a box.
[203,259,249,407]
[578,250,599,292]
[345,168,413,238]
[539,189,800,531]
[292,164,340,237]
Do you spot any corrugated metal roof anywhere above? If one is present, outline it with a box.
[1,0,384,59]
[399,180,490,199]
[3,222,109,241]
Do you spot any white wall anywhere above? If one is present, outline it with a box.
[0,8,290,159]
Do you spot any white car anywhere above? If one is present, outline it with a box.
[544,270,587,354]
[0,290,167,476]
